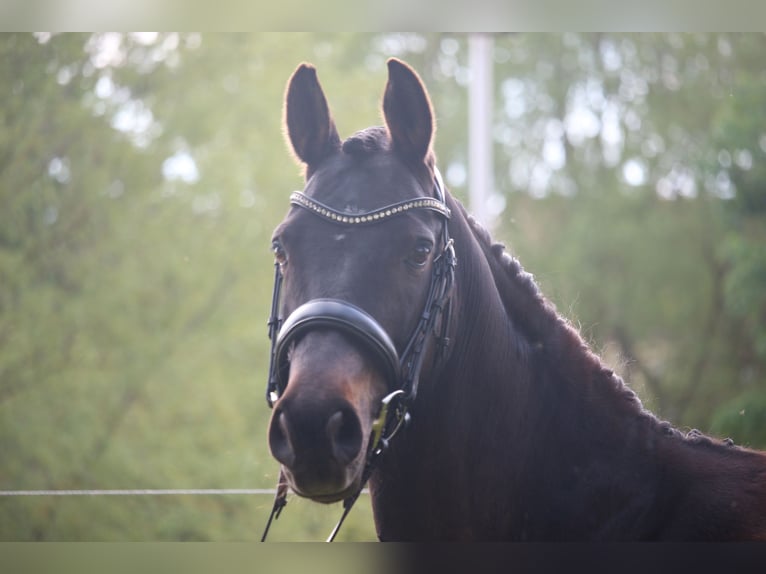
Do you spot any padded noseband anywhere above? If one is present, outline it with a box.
[273,298,401,396]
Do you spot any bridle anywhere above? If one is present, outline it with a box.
[261,167,457,541]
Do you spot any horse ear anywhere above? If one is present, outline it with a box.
[382,58,435,162]
[284,63,341,169]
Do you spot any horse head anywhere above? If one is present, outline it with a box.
[266,59,455,504]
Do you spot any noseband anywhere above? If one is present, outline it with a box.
[261,168,456,541]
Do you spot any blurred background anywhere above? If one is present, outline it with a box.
[1,32,764,541]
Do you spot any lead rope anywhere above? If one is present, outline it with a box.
[326,485,363,542]
[260,469,289,542]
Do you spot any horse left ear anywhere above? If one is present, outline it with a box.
[382,58,435,163]
[284,63,341,171]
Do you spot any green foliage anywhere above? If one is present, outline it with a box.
[710,391,766,448]
[1,33,765,541]
[484,34,766,436]
[721,234,766,361]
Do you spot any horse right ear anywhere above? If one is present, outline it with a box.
[283,63,341,171]
[382,58,435,163]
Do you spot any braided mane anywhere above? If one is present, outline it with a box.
[460,204,747,449]
[459,203,667,420]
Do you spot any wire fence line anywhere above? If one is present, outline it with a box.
[0,489,277,497]
[0,488,369,497]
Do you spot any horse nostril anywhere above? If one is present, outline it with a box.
[326,409,363,465]
[268,410,296,467]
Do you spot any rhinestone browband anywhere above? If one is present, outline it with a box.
[289,191,451,224]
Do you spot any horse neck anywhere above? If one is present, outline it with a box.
[372,201,766,540]
[372,202,667,540]
[448,203,645,416]
[445,207,766,540]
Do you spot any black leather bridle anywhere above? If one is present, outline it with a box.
[261,168,456,542]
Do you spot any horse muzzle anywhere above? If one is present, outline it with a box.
[267,302,398,501]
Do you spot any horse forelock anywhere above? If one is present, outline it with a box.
[341,126,436,187]
[341,127,389,156]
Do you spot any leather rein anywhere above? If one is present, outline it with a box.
[261,168,456,542]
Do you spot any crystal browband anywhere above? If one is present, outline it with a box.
[290,191,451,224]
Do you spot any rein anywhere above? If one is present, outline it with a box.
[261,168,456,541]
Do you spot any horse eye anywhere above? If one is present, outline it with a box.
[408,241,433,267]
[272,241,288,266]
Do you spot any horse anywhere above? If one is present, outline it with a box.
[262,57,766,541]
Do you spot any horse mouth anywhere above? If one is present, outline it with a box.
[285,471,362,504]
[308,486,358,504]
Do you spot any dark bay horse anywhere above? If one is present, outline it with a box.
[264,58,766,541]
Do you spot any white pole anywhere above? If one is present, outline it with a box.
[468,34,495,231]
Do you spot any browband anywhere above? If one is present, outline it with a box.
[289,192,451,225]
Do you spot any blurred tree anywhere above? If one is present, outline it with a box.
[0,32,388,540]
